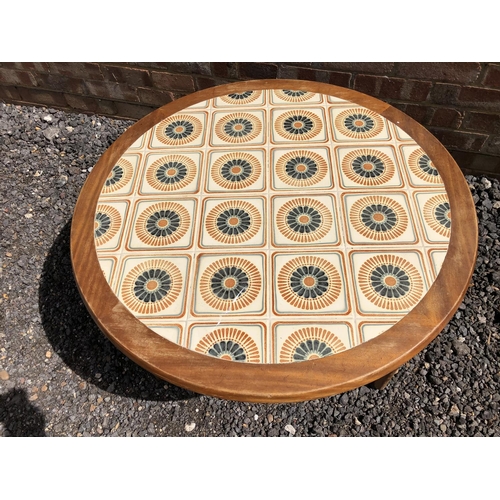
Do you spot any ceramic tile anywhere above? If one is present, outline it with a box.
[273,252,350,315]
[273,322,353,363]
[329,106,391,142]
[271,194,339,247]
[213,90,265,108]
[349,250,429,316]
[93,86,453,364]
[192,253,266,316]
[210,110,266,147]
[205,149,265,193]
[126,198,197,251]
[139,151,202,195]
[187,322,266,363]
[199,197,265,248]
[271,147,334,190]
[149,112,208,149]
[342,192,418,245]
[336,146,404,189]
[271,107,328,144]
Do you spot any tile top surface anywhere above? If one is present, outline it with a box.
[93,89,451,364]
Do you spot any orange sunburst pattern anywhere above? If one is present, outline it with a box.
[349,195,409,241]
[155,114,203,146]
[407,148,443,184]
[199,257,261,312]
[101,158,133,194]
[274,89,317,103]
[145,154,197,192]
[335,108,384,139]
[274,110,323,141]
[205,200,262,245]
[275,150,328,187]
[358,254,424,311]
[214,113,262,144]
[94,204,122,246]
[219,90,262,105]
[423,194,451,237]
[195,327,260,363]
[341,148,395,186]
[276,198,333,243]
[210,152,262,190]
[278,256,342,310]
[121,259,183,315]
[279,327,346,363]
[134,202,191,247]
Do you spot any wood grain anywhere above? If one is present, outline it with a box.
[71,80,478,403]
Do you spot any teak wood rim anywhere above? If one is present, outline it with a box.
[70,80,478,403]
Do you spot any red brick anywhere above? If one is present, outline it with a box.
[481,135,500,156]
[482,64,500,89]
[1,62,50,72]
[277,65,331,83]
[428,127,488,152]
[406,80,433,101]
[134,62,212,76]
[137,88,175,107]
[194,76,230,91]
[462,111,500,134]
[64,93,117,115]
[0,68,37,87]
[114,101,155,120]
[379,77,405,100]
[353,74,381,96]
[429,107,463,128]
[47,62,103,80]
[84,80,138,102]
[429,83,461,105]
[318,62,394,74]
[240,62,278,80]
[100,64,152,87]
[451,150,500,176]
[396,62,481,84]
[151,71,195,92]
[404,104,429,124]
[17,87,67,107]
[328,71,351,87]
[0,85,22,101]
[211,62,239,79]
[34,73,86,94]
[458,86,500,111]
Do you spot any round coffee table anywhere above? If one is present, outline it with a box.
[71,80,477,403]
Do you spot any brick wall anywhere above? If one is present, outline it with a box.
[1,62,499,177]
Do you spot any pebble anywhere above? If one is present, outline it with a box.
[0,370,9,380]
[267,414,274,423]
[185,422,196,432]
[285,424,296,435]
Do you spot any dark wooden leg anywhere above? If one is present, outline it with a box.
[369,369,398,390]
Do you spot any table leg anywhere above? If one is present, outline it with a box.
[369,369,398,390]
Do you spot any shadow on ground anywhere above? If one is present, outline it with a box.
[38,220,196,402]
[0,389,46,436]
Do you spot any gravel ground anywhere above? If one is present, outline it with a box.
[1,101,499,437]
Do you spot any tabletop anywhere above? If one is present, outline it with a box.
[71,80,477,402]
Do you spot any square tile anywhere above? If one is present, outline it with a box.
[342,192,418,245]
[210,110,266,147]
[199,197,265,248]
[271,147,334,190]
[94,201,130,251]
[192,253,266,316]
[329,106,391,142]
[349,250,429,315]
[413,192,451,243]
[139,151,202,195]
[271,195,339,247]
[391,122,413,141]
[273,322,353,363]
[205,149,265,193]
[271,107,328,144]
[357,320,399,343]
[428,249,448,279]
[270,90,324,105]
[99,153,141,197]
[336,145,403,189]
[141,320,183,344]
[149,112,208,149]
[115,255,190,318]
[273,252,350,315]
[399,145,446,187]
[187,322,267,363]
[126,198,197,251]
[98,256,117,287]
[213,90,265,108]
